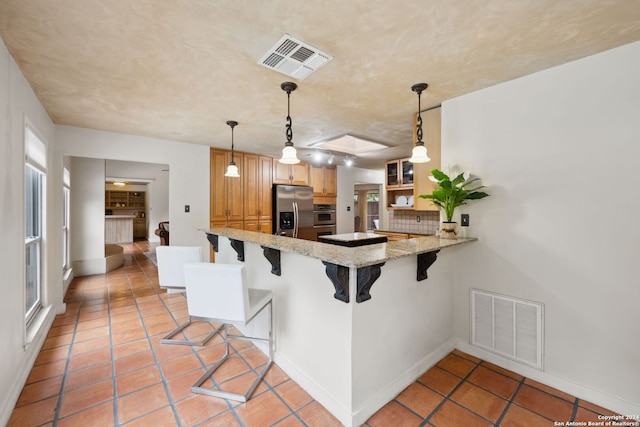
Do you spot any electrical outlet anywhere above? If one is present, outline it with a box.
[416,216,421,223]
[185,205,190,213]
[461,213,469,227]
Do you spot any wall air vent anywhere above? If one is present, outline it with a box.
[471,289,544,370]
[258,34,333,80]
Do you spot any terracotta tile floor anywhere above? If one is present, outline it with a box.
[8,241,619,426]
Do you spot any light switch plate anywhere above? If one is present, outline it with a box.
[185,205,190,213]
[461,214,469,226]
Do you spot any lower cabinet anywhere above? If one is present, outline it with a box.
[133,218,146,239]
[373,230,410,241]
[244,220,272,234]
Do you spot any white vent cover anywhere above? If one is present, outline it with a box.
[258,34,333,80]
[471,289,544,370]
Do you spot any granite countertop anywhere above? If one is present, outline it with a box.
[105,215,136,219]
[203,227,476,268]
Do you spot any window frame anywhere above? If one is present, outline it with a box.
[63,168,71,271]
[25,163,44,326]
[24,123,47,328]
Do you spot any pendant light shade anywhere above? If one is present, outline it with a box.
[409,83,431,164]
[224,120,240,177]
[279,82,300,164]
[224,163,239,177]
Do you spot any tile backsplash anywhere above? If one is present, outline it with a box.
[389,210,441,234]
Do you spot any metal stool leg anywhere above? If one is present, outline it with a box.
[191,301,273,402]
[161,316,223,346]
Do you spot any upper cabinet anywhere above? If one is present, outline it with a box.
[310,165,337,197]
[105,190,145,209]
[272,160,310,186]
[412,107,442,211]
[385,159,414,188]
[385,107,441,211]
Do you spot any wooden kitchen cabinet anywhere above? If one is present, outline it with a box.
[272,159,310,185]
[133,218,147,239]
[210,149,244,224]
[384,107,441,211]
[373,230,410,241]
[244,220,272,234]
[385,159,413,188]
[244,154,272,222]
[412,107,442,211]
[310,165,337,197]
[209,219,244,261]
[385,158,414,210]
[105,190,145,209]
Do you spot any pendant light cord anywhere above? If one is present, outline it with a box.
[285,89,293,144]
[416,92,423,146]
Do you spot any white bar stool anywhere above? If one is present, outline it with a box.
[183,262,273,402]
[156,246,222,346]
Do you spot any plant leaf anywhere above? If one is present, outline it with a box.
[451,173,466,186]
[431,169,448,181]
[466,191,489,200]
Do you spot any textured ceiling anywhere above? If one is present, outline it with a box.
[1,0,640,168]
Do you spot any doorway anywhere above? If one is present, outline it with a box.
[354,184,381,232]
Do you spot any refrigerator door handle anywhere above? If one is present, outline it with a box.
[293,201,299,238]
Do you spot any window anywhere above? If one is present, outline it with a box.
[353,190,381,231]
[366,192,380,230]
[25,126,46,326]
[63,168,70,271]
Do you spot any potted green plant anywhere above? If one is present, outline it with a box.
[419,169,489,239]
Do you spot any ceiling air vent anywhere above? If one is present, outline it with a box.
[258,34,333,80]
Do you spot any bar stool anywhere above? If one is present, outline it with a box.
[183,262,273,402]
[156,246,222,346]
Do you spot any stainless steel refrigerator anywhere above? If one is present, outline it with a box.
[272,184,314,240]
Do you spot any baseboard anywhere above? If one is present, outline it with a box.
[0,305,56,426]
[456,340,640,416]
[351,337,457,426]
[275,338,457,427]
[63,267,74,297]
[274,353,352,427]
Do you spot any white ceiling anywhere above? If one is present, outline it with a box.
[1,1,640,169]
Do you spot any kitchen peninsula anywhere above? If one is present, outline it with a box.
[202,227,476,426]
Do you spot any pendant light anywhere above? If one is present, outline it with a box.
[279,82,300,164]
[408,83,431,163]
[224,120,240,177]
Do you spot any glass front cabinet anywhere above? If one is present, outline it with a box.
[385,158,413,188]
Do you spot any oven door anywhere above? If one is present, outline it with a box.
[313,210,336,226]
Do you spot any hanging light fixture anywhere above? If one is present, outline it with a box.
[409,83,431,163]
[224,120,240,177]
[279,82,300,164]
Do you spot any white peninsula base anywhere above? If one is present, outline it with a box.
[206,229,475,426]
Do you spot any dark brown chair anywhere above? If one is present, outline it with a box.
[155,221,169,245]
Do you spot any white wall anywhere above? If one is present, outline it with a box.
[70,157,106,274]
[56,126,210,258]
[0,39,60,425]
[443,41,640,411]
